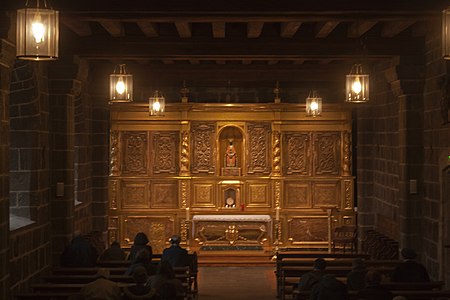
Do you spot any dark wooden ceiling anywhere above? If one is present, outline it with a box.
[4,0,449,102]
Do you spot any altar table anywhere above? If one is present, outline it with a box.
[191,214,272,246]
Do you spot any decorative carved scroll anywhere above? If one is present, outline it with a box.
[272,131,281,176]
[314,132,340,175]
[180,131,190,176]
[151,181,178,208]
[122,131,148,175]
[247,123,271,174]
[344,180,352,209]
[180,180,189,208]
[274,181,281,208]
[191,123,216,174]
[284,132,310,175]
[109,180,118,210]
[153,132,178,174]
[343,131,352,176]
[110,130,120,176]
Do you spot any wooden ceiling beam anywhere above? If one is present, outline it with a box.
[175,22,192,38]
[61,18,92,36]
[381,20,416,37]
[247,22,264,38]
[136,21,159,37]
[189,59,200,64]
[280,22,302,38]
[212,22,226,38]
[98,20,124,37]
[347,20,378,38]
[242,60,252,65]
[267,60,279,65]
[315,21,340,38]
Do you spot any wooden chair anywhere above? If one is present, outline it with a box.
[332,225,357,253]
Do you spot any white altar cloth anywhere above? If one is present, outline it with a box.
[192,214,271,222]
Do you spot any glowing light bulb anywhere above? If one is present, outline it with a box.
[32,21,45,43]
[352,78,362,94]
[115,78,125,95]
[152,100,161,112]
[310,101,318,111]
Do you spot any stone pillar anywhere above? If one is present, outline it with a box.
[48,60,78,264]
[0,31,15,300]
[385,56,425,252]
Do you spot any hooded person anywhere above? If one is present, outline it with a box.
[60,235,98,267]
[391,248,430,282]
[161,235,189,268]
[128,232,153,262]
[99,241,127,261]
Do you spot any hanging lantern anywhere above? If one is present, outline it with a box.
[346,64,369,103]
[149,90,165,116]
[109,64,133,103]
[306,90,322,117]
[16,0,59,60]
[443,8,450,59]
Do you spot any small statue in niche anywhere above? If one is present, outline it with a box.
[225,139,237,167]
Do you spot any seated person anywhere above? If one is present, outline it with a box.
[391,248,430,282]
[126,249,157,276]
[99,241,127,261]
[310,274,348,300]
[347,258,367,291]
[123,266,156,300]
[147,260,184,299]
[80,268,121,300]
[298,258,327,292]
[60,235,98,267]
[162,235,189,268]
[129,232,153,262]
[356,270,393,300]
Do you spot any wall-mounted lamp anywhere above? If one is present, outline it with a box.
[16,0,59,60]
[306,90,322,117]
[443,8,450,59]
[149,90,165,116]
[346,64,369,103]
[109,64,133,103]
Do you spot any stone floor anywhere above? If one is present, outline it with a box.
[197,266,277,300]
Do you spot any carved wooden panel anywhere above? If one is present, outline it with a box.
[283,132,311,175]
[108,217,119,243]
[313,132,340,175]
[284,182,310,208]
[123,216,174,254]
[109,180,118,210]
[150,181,178,208]
[110,130,120,176]
[122,131,148,175]
[288,216,328,243]
[247,122,271,174]
[191,123,216,174]
[153,132,178,174]
[312,181,340,208]
[343,131,352,176]
[247,182,271,208]
[121,181,149,209]
[192,183,216,208]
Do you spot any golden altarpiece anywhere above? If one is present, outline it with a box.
[108,99,354,253]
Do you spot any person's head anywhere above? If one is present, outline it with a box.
[365,270,382,285]
[352,258,366,271]
[313,258,326,270]
[157,260,175,279]
[169,235,181,245]
[133,232,149,245]
[401,248,417,260]
[96,268,110,279]
[132,266,148,284]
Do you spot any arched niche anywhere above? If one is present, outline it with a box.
[218,125,244,175]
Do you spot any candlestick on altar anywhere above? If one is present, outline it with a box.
[186,207,190,220]
[275,207,280,221]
